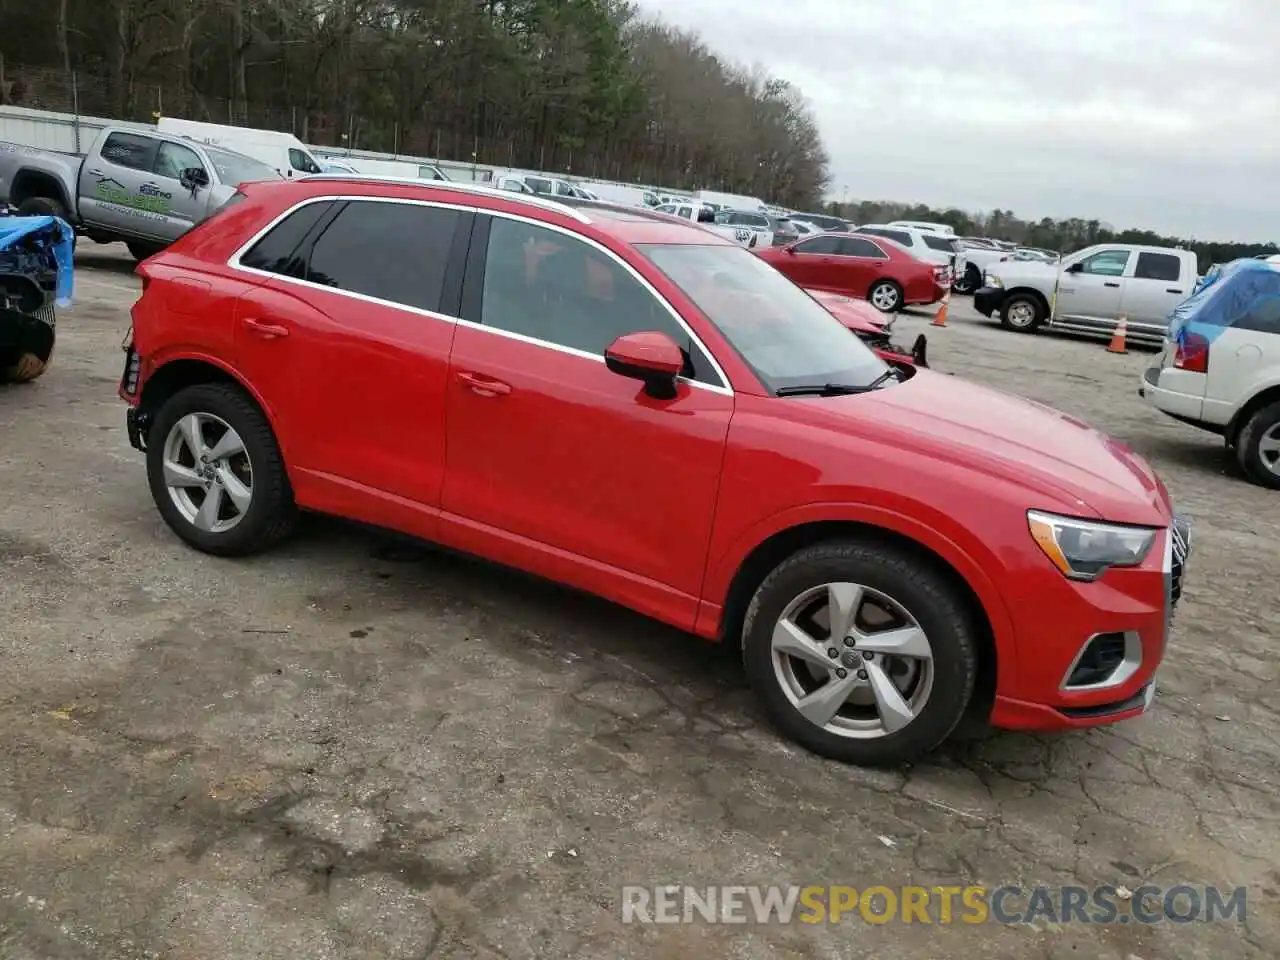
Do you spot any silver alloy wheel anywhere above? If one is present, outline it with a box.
[1259,423,1280,477]
[1006,300,1036,328]
[771,582,934,739]
[162,412,254,533]
[870,283,900,311]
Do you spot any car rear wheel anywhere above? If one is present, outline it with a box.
[1000,293,1044,332]
[146,383,297,555]
[127,241,165,262]
[868,280,903,313]
[1236,401,1280,489]
[741,540,978,765]
[953,263,981,295]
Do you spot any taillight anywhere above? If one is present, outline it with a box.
[1173,332,1210,373]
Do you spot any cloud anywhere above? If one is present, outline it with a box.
[635,0,1278,241]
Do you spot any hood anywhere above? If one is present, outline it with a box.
[806,289,888,335]
[989,258,1057,282]
[799,370,1170,524]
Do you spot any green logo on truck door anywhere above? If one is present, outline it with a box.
[94,177,172,215]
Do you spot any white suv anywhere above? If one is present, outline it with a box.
[1140,260,1280,488]
[856,224,965,284]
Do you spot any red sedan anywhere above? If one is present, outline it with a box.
[806,288,929,367]
[120,179,1189,765]
[756,232,948,313]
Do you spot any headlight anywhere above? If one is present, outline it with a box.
[984,273,1004,289]
[1027,511,1157,580]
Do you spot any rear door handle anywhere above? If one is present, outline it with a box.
[241,317,289,339]
[1104,281,1121,288]
[457,371,511,397]
[1167,288,1183,294]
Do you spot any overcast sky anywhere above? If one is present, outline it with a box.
[637,0,1276,242]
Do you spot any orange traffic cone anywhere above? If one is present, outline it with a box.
[931,293,950,327]
[1107,315,1128,354]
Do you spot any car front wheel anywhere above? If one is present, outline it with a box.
[1000,293,1044,332]
[146,383,297,555]
[741,540,978,765]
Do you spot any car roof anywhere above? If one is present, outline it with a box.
[278,176,735,247]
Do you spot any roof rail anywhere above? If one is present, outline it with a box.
[299,173,591,223]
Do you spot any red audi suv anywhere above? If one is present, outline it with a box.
[119,178,1189,765]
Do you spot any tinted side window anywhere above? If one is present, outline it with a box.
[923,235,957,252]
[1134,253,1181,282]
[479,217,717,383]
[306,201,460,313]
[839,237,887,258]
[794,236,842,255]
[239,201,333,276]
[101,132,158,171]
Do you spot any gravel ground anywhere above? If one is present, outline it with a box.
[0,244,1275,959]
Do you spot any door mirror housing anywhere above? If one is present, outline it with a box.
[180,167,209,190]
[1065,261,1084,274]
[605,331,684,400]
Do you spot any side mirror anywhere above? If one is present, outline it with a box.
[1065,261,1084,274]
[785,245,798,255]
[180,167,209,189]
[605,331,683,400]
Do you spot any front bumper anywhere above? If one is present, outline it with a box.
[990,518,1190,732]
[973,285,1006,318]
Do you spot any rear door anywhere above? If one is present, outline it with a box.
[79,131,165,238]
[834,235,893,297]
[1203,298,1280,425]
[1056,248,1132,322]
[231,196,470,523]
[1120,251,1191,327]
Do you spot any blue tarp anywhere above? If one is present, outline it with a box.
[1167,257,1280,347]
[0,215,74,306]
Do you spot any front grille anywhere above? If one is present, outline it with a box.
[1066,632,1128,687]
[1170,516,1190,605]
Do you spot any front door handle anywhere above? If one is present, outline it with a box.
[1167,288,1183,294]
[87,168,103,176]
[457,371,511,397]
[242,317,289,339]
[1104,281,1121,288]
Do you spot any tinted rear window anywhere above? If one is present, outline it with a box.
[1134,252,1181,282]
[239,201,333,276]
[306,200,461,313]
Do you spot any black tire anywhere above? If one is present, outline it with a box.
[1235,401,1280,489]
[146,383,297,556]
[867,280,903,314]
[741,540,979,766]
[127,241,164,262]
[1000,293,1045,332]
[17,195,68,220]
[953,263,981,295]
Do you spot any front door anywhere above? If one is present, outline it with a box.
[440,215,734,625]
[1056,248,1132,321]
[151,140,211,242]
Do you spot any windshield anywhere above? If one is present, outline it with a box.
[640,243,889,393]
[204,146,280,185]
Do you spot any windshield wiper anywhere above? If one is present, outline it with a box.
[776,369,899,397]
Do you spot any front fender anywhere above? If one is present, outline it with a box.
[697,500,1020,691]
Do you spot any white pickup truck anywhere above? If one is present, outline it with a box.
[973,243,1198,345]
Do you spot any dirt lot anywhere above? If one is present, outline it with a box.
[0,244,1275,959]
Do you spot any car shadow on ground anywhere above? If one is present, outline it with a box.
[1129,434,1243,481]
[283,512,1062,768]
[74,248,139,276]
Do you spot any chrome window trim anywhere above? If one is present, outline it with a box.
[226,195,733,396]
[298,174,591,223]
